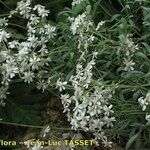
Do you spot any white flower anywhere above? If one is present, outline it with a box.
[0,51,9,61]
[72,0,84,7]
[96,21,105,30]
[29,14,40,25]
[103,116,116,127]
[22,71,35,83]
[138,97,148,111]
[39,9,49,18]
[61,94,71,105]
[103,105,114,116]
[29,54,41,70]
[61,94,71,113]
[56,78,67,92]
[1,75,11,86]
[44,24,56,39]
[118,35,138,72]
[102,139,112,148]
[8,10,17,18]
[16,0,31,18]
[5,64,18,79]
[0,29,10,42]
[2,58,19,79]
[27,26,36,35]
[138,92,150,111]
[88,35,95,42]
[145,113,150,124]
[39,37,48,45]
[37,80,47,92]
[79,116,90,130]
[0,18,8,27]
[39,27,45,34]
[70,118,79,130]
[93,51,98,58]
[43,125,50,137]
[89,119,104,130]
[17,42,31,60]
[33,4,49,18]
[17,50,28,61]
[27,35,38,48]
[145,92,150,103]
[8,40,19,49]
[39,44,48,54]
[123,58,135,71]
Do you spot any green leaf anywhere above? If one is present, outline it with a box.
[132,90,141,101]
[72,1,87,14]
[119,20,128,35]
[118,120,131,131]
[122,71,145,79]
[110,14,121,21]
[135,52,150,64]
[142,42,150,53]
[125,132,140,150]
[135,133,141,150]
[86,5,91,14]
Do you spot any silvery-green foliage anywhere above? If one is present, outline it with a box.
[0,0,150,149]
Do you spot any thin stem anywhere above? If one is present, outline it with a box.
[92,0,112,17]
[0,0,12,11]
[0,121,83,131]
[0,14,10,17]
[8,23,27,30]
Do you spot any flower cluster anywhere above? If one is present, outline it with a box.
[69,12,94,51]
[56,78,67,92]
[117,34,138,71]
[138,92,150,111]
[57,52,115,148]
[0,0,56,105]
[138,92,150,124]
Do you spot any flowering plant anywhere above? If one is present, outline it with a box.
[0,0,150,149]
